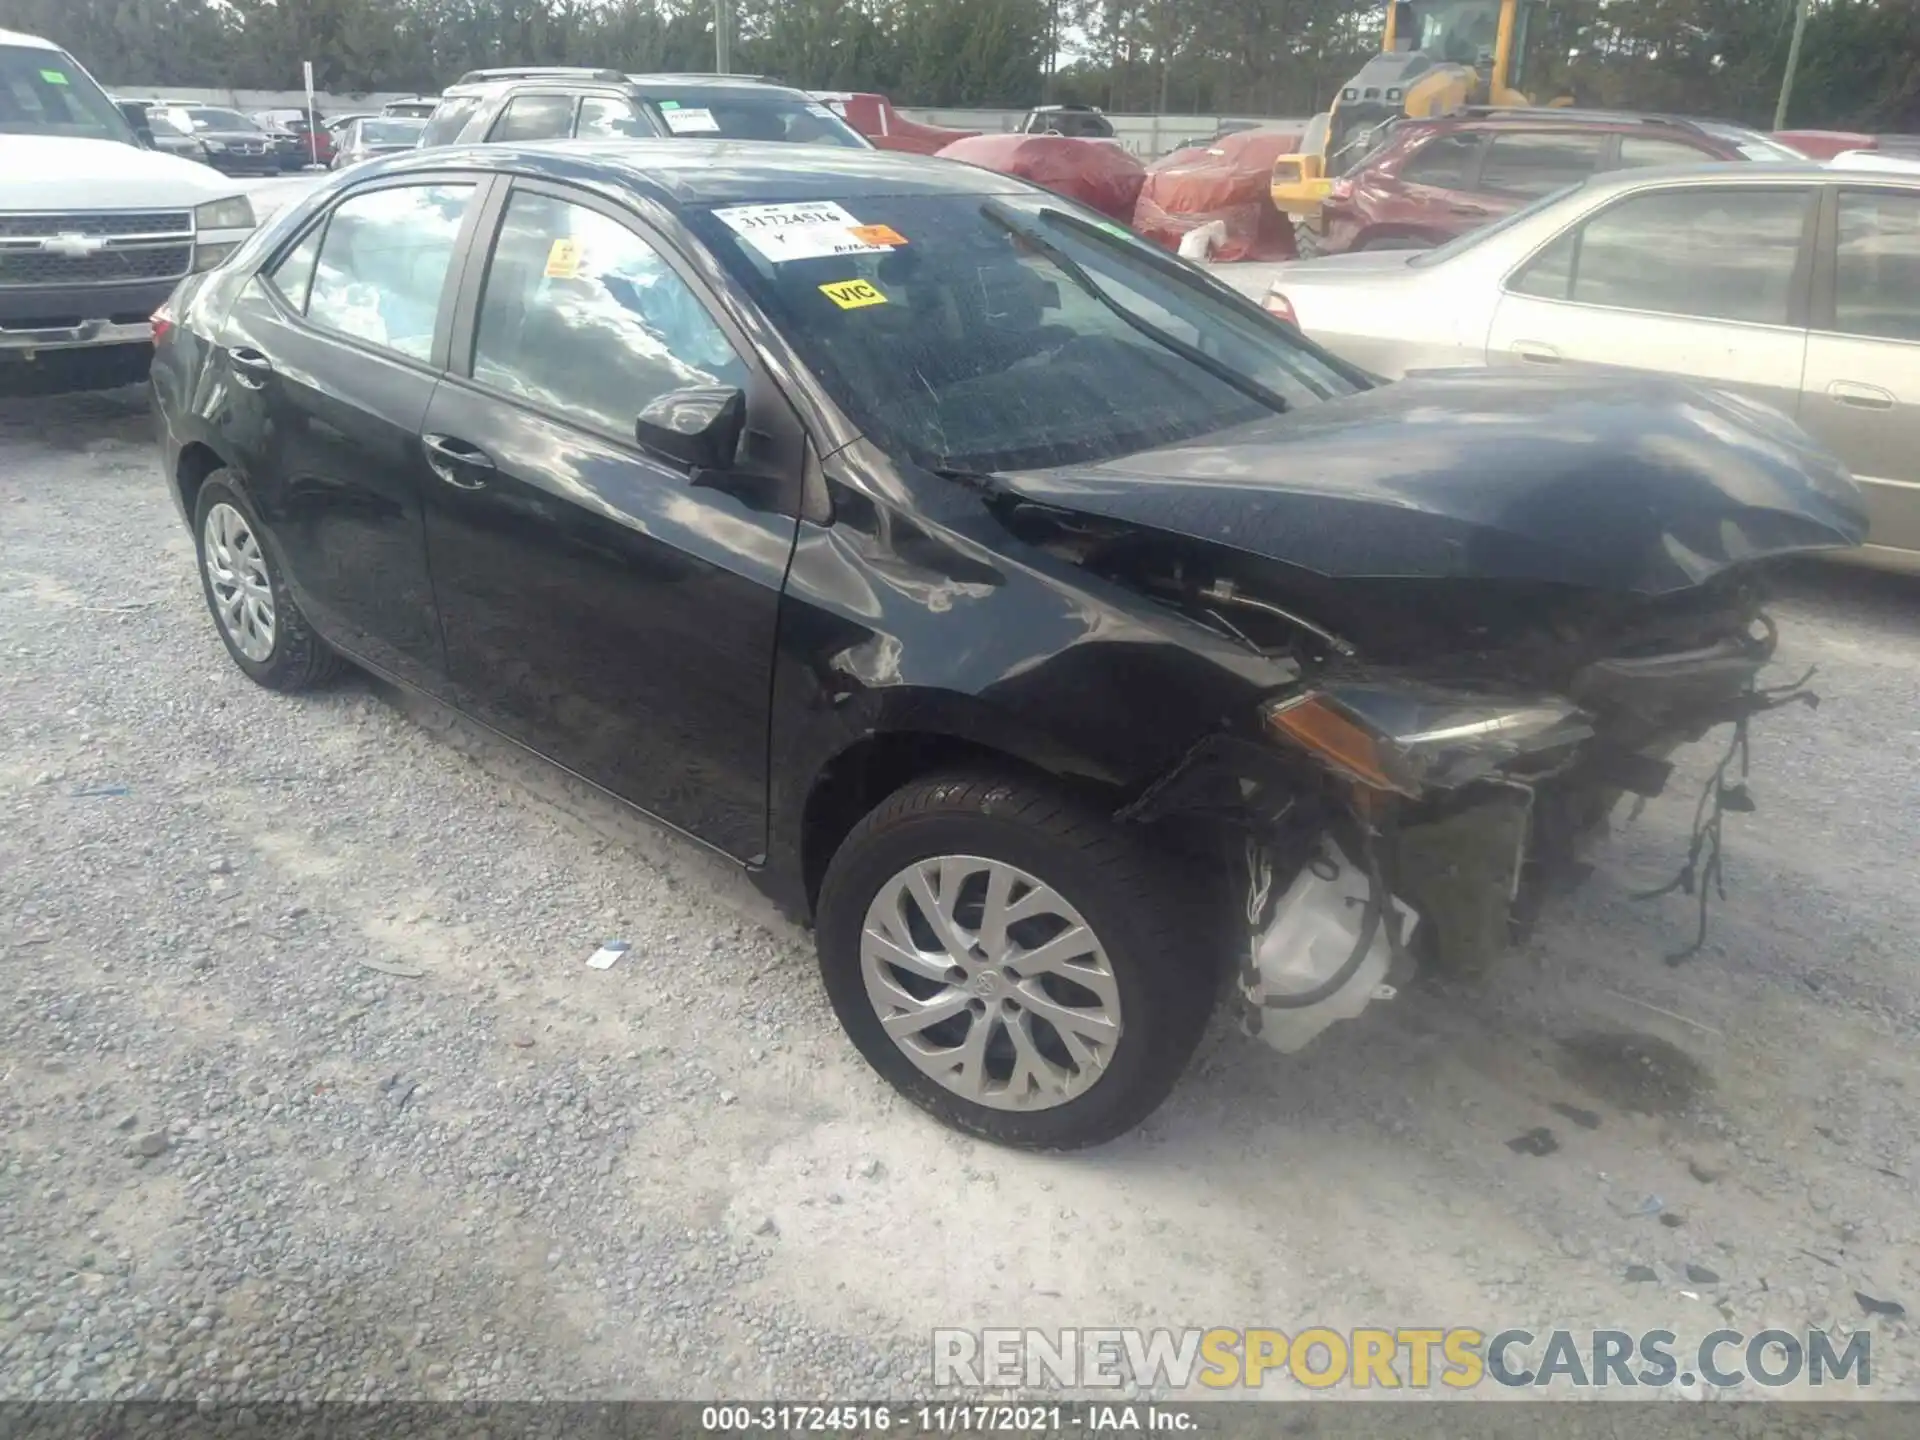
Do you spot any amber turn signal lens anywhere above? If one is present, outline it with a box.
[1263,694,1412,795]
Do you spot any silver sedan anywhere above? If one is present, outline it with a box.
[1234,158,1920,573]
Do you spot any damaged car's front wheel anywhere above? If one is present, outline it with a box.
[815,771,1220,1150]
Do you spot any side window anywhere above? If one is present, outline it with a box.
[577,96,653,140]
[1480,132,1605,198]
[306,183,475,360]
[471,190,749,441]
[1616,136,1716,169]
[488,94,575,143]
[1833,190,1920,343]
[1567,187,1811,325]
[265,222,325,312]
[1398,132,1480,189]
[1509,230,1576,300]
[418,95,480,147]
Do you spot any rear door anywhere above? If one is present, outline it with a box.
[211,176,490,685]
[417,179,807,858]
[1485,182,1816,416]
[1800,185,1920,560]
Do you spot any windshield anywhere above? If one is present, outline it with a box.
[361,119,424,145]
[1411,0,1505,65]
[686,192,1358,473]
[648,95,869,148]
[0,44,137,143]
[1409,181,1579,266]
[184,107,259,132]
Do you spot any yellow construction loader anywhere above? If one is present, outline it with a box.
[1272,0,1567,238]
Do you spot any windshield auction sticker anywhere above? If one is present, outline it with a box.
[713,201,892,263]
[819,279,888,310]
[661,106,720,135]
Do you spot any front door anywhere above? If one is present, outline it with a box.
[1798,186,1920,561]
[419,181,804,858]
[1485,182,1815,418]
[212,178,484,684]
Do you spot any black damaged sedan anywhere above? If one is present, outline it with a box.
[152,141,1867,1149]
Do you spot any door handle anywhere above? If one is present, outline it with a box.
[1449,204,1489,217]
[1512,341,1560,364]
[228,347,273,390]
[422,433,496,490]
[1827,379,1895,410]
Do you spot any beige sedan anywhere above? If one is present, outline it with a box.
[1229,157,1920,573]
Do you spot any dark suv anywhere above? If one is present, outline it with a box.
[1302,109,1803,256]
[418,67,870,150]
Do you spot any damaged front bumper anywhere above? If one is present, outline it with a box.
[1126,616,1819,1054]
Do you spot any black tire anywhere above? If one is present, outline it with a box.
[192,472,343,691]
[815,770,1221,1150]
[1291,219,1326,260]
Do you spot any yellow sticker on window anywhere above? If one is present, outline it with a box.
[819,279,887,310]
[544,238,583,279]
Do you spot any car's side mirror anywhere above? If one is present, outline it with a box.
[116,101,155,148]
[635,386,746,472]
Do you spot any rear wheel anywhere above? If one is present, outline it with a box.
[815,771,1220,1150]
[1291,220,1326,259]
[193,473,342,691]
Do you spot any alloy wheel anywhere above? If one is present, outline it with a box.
[202,502,276,663]
[859,855,1124,1111]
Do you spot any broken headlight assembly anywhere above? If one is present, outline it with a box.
[1261,682,1595,797]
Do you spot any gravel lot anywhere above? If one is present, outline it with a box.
[3,384,1919,1406]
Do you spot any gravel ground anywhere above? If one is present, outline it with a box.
[3,385,1919,1408]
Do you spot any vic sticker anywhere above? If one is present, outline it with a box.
[820,279,887,310]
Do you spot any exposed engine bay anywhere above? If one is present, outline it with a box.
[998,494,1823,1055]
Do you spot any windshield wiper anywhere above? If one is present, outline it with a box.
[980,199,1289,414]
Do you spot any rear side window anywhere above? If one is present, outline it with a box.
[470,190,748,440]
[418,95,480,147]
[1512,186,1811,326]
[1481,131,1605,197]
[577,96,654,140]
[1398,132,1480,188]
[1616,136,1716,169]
[489,94,575,143]
[1833,189,1920,342]
[306,184,475,360]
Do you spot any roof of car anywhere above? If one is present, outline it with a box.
[1576,157,1920,195]
[365,138,1031,206]
[443,69,807,102]
[0,29,61,49]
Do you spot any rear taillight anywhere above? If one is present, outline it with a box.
[151,303,175,345]
[1263,291,1298,327]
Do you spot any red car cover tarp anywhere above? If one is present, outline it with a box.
[823,93,979,156]
[934,134,1147,223]
[1132,129,1303,262]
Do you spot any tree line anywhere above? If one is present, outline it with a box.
[2,0,1914,129]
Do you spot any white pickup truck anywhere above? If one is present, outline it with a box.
[1,29,256,390]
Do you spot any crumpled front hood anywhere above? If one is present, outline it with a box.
[1001,370,1868,595]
